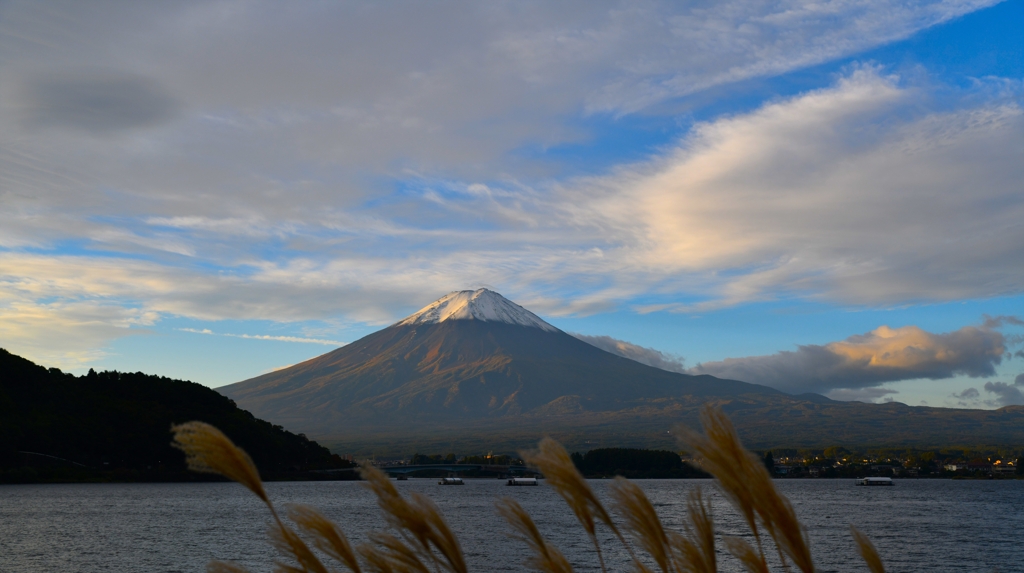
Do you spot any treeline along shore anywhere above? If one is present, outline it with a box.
[759,447,1024,479]
[381,448,710,479]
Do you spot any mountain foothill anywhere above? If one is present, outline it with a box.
[218,289,1024,456]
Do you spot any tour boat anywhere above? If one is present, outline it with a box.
[438,477,464,485]
[855,477,894,486]
[506,477,538,486]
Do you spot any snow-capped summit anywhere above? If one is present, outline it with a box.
[395,288,559,332]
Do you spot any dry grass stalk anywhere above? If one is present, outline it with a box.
[171,421,269,505]
[609,478,674,573]
[360,533,433,573]
[359,463,468,573]
[288,504,363,573]
[207,561,253,573]
[496,497,574,573]
[849,527,885,573]
[523,437,633,571]
[677,407,814,573]
[667,487,717,573]
[171,422,332,573]
[270,519,331,573]
[356,542,401,573]
[723,537,770,573]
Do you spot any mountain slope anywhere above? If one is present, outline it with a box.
[221,319,780,432]
[219,289,781,440]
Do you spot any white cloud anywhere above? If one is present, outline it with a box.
[826,387,900,403]
[689,321,1014,395]
[559,68,1024,308]
[3,68,1023,367]
[0,299,157,369]
[0,2,1021,368]
[571,333,686,373]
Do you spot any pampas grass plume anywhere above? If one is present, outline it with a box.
[723,537,770,573]
[288,504,363,573]
[171,421,268,505]
[269,519,331,573]
[678,407,814,573]
[850,526,885,573]
[609,477,672,573]
[359,463,468,573]
[522,437,631,571]
[670,487,717,573]
[496,497,574,573]
[360,531,434,573]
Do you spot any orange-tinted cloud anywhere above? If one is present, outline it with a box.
[690,322,1011,395]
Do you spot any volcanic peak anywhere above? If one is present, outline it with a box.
[395,288,558,332]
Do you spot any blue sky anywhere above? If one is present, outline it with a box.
[1,0,1022,408]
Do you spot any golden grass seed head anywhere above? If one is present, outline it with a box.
[496,497,574,573]
[667,487,717,573]
[269,521,331,573]
[723,536,770,573]
[679,406,816,573]
[364,532,433,573]
[850,526,886,573]
[523,438,619,536]
[171,421,268,504]
[359,463,467,573]
[287,504,362,573]
[609,478,672,573]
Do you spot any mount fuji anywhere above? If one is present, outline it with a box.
[217,290,1024,455]
[219,289,782,451]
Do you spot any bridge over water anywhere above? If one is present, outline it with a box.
[310,464,538,477]
[378,464,534,476]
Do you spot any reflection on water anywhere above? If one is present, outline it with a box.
[2,479,1022,572]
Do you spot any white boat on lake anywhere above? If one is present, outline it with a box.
[856,477,894,486]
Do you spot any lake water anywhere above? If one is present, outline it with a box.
[1,478,1021,572]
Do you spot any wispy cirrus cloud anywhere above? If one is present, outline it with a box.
[178,328,345,347]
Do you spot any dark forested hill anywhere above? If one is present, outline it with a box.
[0,348,354,483]
[570,447,708,479]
